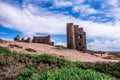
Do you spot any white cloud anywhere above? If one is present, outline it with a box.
[0,2,67,36]
[107,0,120,7]
[101,0,120,22]
[53,0,72,7]
[0,2,119,39]
[108,0,120,21]
[88,39,120,51]
[52,0,84,8]
[73,4,98,15]
[56,42,66,46]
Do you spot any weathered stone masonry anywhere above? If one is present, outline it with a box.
[14,35,20,42]
[14,35,54,46]
[32,35,54,45]
[67,23,87,51]
[14,23,86,50]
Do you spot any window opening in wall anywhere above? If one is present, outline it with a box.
[79,43,81,46]
[78,34,82,39]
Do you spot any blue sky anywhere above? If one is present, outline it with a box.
[0,0,120,51]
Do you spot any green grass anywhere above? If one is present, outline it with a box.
[83,62,120,79]
[0,47,118,80]
[39,68,115,80]
[18,69,41,80]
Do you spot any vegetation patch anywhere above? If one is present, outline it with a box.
[0,47,119,80]
[104,53,120,60]
[25,48,36,52]
[8,44,23,49]
[84,62,120,79]
[39,68,115,80]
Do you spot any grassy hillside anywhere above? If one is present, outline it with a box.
[0,47,118,80]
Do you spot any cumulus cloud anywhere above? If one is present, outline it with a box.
[56,42,66,46]
[100,0,120,22]
[1,1,119,38]
[53,0,72,7]
[0,1,120,51]
[73,4,98,15]
[0,2,68,36]
[88,39,120,51]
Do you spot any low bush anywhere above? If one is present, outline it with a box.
[25,48,36,52]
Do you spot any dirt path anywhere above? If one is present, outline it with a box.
[0,41,119,63]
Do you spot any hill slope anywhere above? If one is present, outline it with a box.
[0,41,119,63]
[0,47,117,80]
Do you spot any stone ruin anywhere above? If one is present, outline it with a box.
[14,22,87,51]
[14,35,20,42]
[14,35,54,46]
[14,35,30,43]
[67,23,87,51]
[21,37,31,43]
[32,35,54,45]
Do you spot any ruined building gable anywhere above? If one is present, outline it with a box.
[32,35,51,44]
[67,23,87,51]
[14,35,54,46]
[32,35,54,45]
[14,35,20,41]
